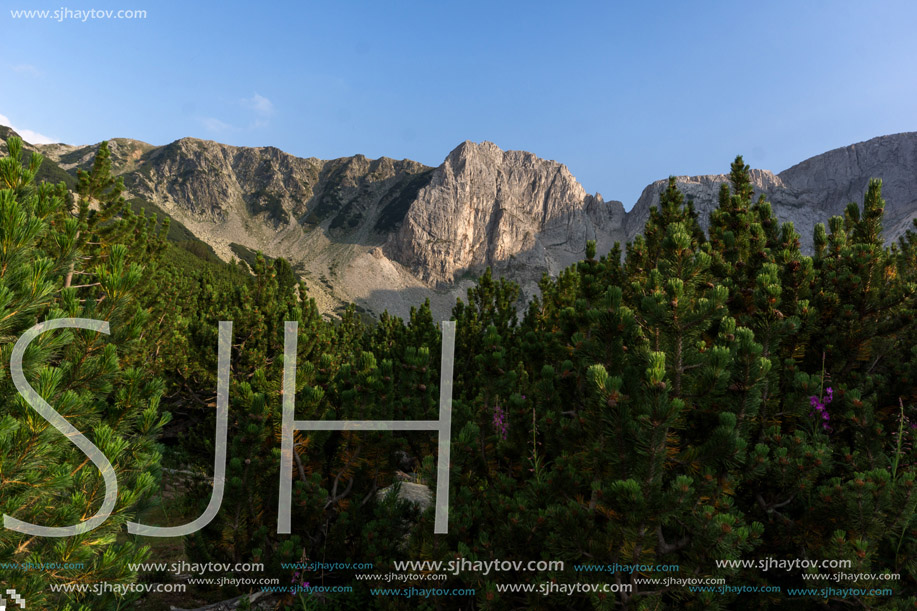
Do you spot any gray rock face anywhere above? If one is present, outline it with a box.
[625,133,917,250]
[126,138,431,232]
[777,133,917,243]
[27,133,439,317]
[386,141,627,286]
[376,482,432,512]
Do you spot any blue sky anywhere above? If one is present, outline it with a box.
[1,0,915,208]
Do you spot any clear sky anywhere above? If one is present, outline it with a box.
[1,0,915,209]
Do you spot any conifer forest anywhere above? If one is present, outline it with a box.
[2,136,916,609]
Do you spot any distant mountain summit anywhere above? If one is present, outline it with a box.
[2,125,915,318]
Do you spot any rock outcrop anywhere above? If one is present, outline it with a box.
[776,133,917,243]
[376,482,433,512]
[385,141,626,286]
[625,133,917,250]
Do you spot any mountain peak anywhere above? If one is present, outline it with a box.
[387,140,625,286]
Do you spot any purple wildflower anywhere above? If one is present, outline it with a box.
[809,388,833,432]
[492,404,508,440]
[290,570,311,594]
[290,555,313,595]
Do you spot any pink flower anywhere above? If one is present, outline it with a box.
[492,404,508,440]
[809,392,832,433]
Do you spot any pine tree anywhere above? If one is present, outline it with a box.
[0,138,170,610]
[436,163,917,608]
[56,141,167,290]
[706,156,778,328]
[635,176,706,274]
[132,152,917,609]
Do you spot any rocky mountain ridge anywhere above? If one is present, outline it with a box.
[386,140,626,286]
[2,124,915,319]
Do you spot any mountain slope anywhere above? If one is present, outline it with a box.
[3,125,916,319]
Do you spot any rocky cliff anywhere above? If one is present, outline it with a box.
[777,133,917,243]
[386,141,626,286]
